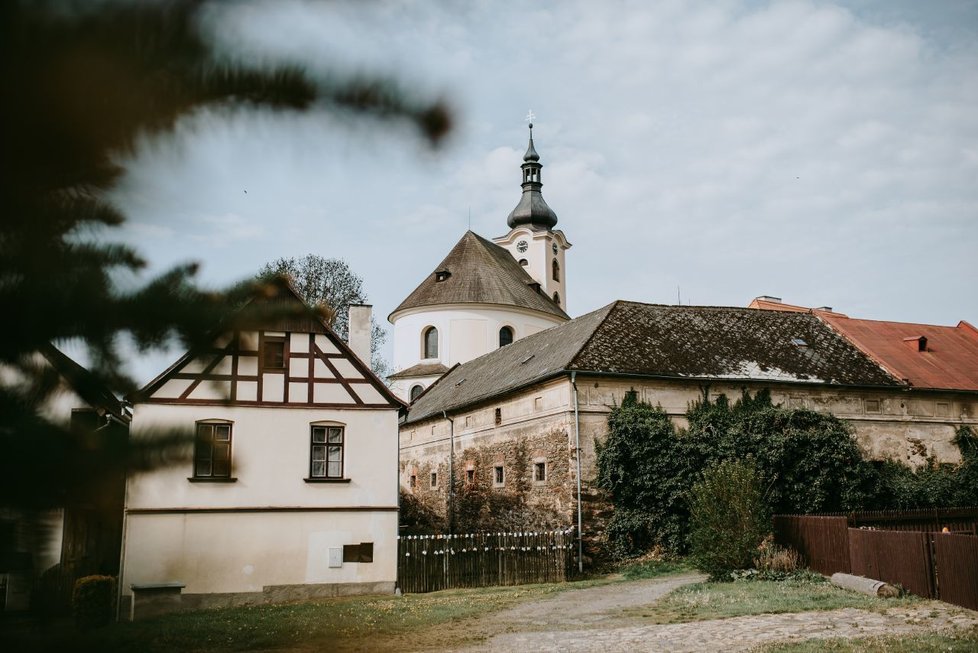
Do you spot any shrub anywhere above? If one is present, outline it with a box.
[754,539,802,575]
[72,575,115,630]
[689,459,769,580]
[596,395,689,555]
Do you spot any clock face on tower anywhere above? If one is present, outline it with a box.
[516,240,528,253]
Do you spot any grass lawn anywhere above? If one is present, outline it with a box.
[625,574,921,624]
[754,627,978,652]
[2,579,611,653]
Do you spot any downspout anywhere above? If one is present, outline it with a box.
[443,411,455,534]
[570,372,583,575]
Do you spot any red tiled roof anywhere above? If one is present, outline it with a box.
[818,315,978,391]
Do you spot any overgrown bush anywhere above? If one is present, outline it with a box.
[72,575,115,631]
[754,539,802,576]
[595,394,689,556]
[399,489,445,535]
[688,459,769,580]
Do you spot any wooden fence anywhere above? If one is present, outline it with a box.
[397,529,576,594]
[774,508,978,611]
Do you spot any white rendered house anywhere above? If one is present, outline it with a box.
[119,281,403,617]
[388,126,571,402]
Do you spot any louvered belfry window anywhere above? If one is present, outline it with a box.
[311,425,344,479]
[194,422,232,478]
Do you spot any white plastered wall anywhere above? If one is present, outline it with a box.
[121,403,399,597]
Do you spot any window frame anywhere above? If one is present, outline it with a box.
[261,335,287,371]
[191,420,235,482]
[533,460,547,483]
[552,259,560,281]
[493,465,505,487]
[422,326,439,359]
[499,326,514,348]
[306,424,350,483]
[409,384,424,401]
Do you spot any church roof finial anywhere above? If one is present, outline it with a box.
[507,114,557,230]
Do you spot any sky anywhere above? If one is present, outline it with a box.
[108,0,978,384]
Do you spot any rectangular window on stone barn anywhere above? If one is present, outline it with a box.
[936,402,950,417]
[494,465,505,487]
[865,399,881,414]
[193,421,233,479]
[410,474,417,489]
[534,461,547,483]
[466,468,475,484]
[494,408,502,425]
[430,472,437,488]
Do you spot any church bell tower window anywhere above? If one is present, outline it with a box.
[499,326,514,348]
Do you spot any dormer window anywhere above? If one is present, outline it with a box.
[435,269,451,282]
[903,336,927,352]
[791,338,808,348]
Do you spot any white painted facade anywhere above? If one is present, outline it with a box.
[120,295,402,615]
[389,303,565,401]
[122,403,398,597]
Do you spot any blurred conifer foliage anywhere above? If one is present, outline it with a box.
[0,2,450,529]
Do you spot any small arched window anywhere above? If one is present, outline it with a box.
[518,258,528,267]
[553,292,560,306]
[409,384,424,401]
[499,326,514,347]
[552,259,560,281]
[423,326,438,359]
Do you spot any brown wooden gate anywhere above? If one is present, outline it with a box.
[934,533,978,610]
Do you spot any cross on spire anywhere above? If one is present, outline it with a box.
[525,109,536,129]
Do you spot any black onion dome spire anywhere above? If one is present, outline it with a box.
[506,123,558,230]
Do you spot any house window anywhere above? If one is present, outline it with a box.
[466,468,475,484]
[518,258,528,267]
[410,384,424,401]
[553,292,560,305]
[194,421,232,479]
[494,407,502,425]
[534,461,547,483]
[494,465,505,487]
[262,337,286,370]
[865,399,881,414]
[311,425,344,479]
[499,326,514,347]
[430,472,438,488]
[423,326,438,359]
[552,259,560,281]
[409,474,417,489]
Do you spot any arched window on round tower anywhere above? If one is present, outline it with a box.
[499,326,514,348]
[422,326,438,359]
[552,259,560,281]
[409,384,424,401]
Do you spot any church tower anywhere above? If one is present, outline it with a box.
[492,123,571,311]
[387,125,570,402]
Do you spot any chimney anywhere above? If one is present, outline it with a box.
[347,304,372,364]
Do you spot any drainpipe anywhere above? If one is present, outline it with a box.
[570,372,583,575]
[443,411,455,534]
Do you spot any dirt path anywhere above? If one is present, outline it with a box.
[443,574,978,653]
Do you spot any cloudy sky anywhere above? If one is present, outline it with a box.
[110,0,978,383]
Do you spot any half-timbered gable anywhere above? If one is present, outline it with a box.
[138,285,395,410]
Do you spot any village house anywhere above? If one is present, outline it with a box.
[1,346,129,612]
[119,280,402,619]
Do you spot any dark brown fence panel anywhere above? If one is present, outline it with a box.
[848,529,935,598]
[934,533,978,611]
[397,529,574,594]
[773,516,850,575]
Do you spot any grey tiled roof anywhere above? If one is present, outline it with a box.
[388,362,449,380]
[403,301,902,424]
[389,231,569,321]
